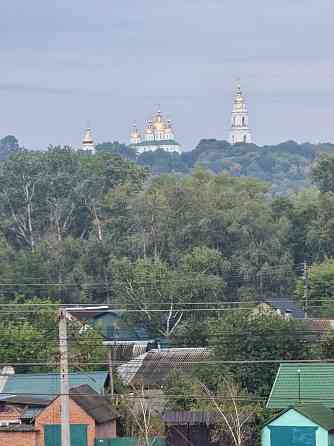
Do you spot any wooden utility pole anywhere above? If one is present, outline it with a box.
[303,261,309,318]
[59,308,70,446]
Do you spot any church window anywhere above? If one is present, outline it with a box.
[242,117,246,126]
[243,135,247,143]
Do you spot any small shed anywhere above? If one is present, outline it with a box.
[262,404,334,446]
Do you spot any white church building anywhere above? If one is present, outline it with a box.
[129,110,182,154]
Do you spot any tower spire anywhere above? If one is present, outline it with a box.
[229,81,252,145]
[81,126,96,154]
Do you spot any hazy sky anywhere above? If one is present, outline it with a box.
[1,0,334,150]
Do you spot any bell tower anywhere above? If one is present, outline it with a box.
[81,127,96,153]
[229,82,252,145]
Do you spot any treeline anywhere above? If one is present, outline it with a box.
[3,135,334,195]
[96,139,334,194]
[0,145,333,314]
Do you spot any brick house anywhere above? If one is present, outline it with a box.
[0,385,118,446]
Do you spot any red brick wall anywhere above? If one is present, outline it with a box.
[0,431,37,446]
[95,420,117,438]
[35,396,95,446]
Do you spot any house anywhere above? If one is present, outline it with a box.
[267,363,334,409]
[69,307,155,361]
[69,307,150,343]
[262,404,334,446]
[255,298,306,319]
[0,384,118,446]
[117,348,210,388]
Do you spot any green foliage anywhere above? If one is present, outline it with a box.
[209,312,313,396]
[93,138,334,194]
[165,371,206,410]
[312,153,334,192]
[96,141,137,161]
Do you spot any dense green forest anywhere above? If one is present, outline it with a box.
[3,134,334,194]
[96,138,334,194]
[1,137,334,315]
[2,135,334,422]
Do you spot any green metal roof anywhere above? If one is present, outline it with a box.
[2,371,108,401]
[267,363,334,409]
[264,404,334,431]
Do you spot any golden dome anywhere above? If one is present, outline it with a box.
[153,121,165,131]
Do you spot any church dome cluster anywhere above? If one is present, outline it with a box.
[80,82,253,155]
[129,110,182,154]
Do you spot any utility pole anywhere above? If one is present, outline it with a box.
[303,261,309,318]
[108,348,114,399]
[59,307,70,446]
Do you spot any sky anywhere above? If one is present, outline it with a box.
[1,0,334,150]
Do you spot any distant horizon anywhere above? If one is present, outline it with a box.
[2,133,334,154]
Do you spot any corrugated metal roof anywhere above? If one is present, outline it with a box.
[118,348,209,387]
[1,371,109,401]
[267,363,334,409]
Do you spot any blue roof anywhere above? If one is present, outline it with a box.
[265,298,306,319]
[2,371,108,401]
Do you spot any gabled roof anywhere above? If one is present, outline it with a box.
[264,298,305,319]
[118,348,209,387]
[264,404,334,431]
[267,363,334,409]
[70,385,118,423]
[1,371,109,401]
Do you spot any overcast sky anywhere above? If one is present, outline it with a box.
[1,0,333,150]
